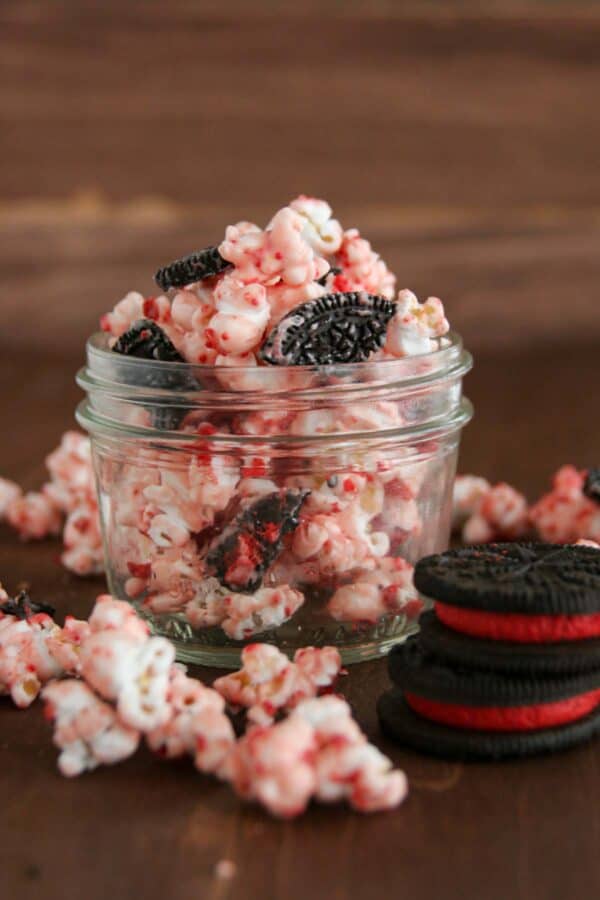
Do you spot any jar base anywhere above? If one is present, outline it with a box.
[162,625,419,669]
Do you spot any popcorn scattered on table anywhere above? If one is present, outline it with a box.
[42,680,140,777]
[529,465,600,544]
[221,696,408,818]
[0,431,103,576]
[452,476,529,544]
[0,594,62,707]
[213,643,342,725]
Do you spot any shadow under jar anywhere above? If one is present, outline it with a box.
[77,332,473,667]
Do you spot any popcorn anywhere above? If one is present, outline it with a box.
[222,696,408,818]
[288,195,343,255]
[213,643,342,725]
[206,277,270,356]
[100,291,171,340]
[42,680,140,777]
[385,290,449,358]
[45,431,96,513]
[0,610,62,707]
[221,714,318,818]
[61,496,104,576]
[463,482,529,544]
[452,477,529,545]
[333,228,396,300]
[221,585,305,640]
[45,615,91,674]
[6,491,62,540]
[0,478,22,517]
[327,556,420,623]
[79,595,174,730]
[221,206,329,290]
[146,666,235,774]
[530,465,600,544]
[452,475,492,531]
[293,696,408,813]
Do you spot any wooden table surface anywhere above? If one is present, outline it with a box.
[1,4,600,900]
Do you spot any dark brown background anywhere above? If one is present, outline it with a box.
[1,4,599,899]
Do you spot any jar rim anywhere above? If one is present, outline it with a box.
[82,330,471,400]
[76,396,473,448]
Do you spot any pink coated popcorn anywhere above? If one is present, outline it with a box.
[213,643,342,725]
[0,612,63,707]
[327,556,419,623]
[288,195,343,255]
[0,478,22,517]
[293,696,408,813]
[462,482,529,544]
[100,291,171,340]
[530,465,600,544]
[184,577,230,628]
[146,666,234,774]
[452,475,492,532]
[45,615,91,675]
[333,228,396,300]
[221,714,318,819]
[45,431,96,513]
[221,585,305,640]
[6,491,62,540]
[385,290,449,358]
[42,680,140,777]
[80,629,174,731]
[61,497,104,576]
[88,594,150,640]
[206,277,270,356]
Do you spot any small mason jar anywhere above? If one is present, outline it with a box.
[77,332,472,666]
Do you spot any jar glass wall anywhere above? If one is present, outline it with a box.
[77,333,472,666]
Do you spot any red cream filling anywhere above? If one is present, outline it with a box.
[434,601,600,643]
[405,689,600,732]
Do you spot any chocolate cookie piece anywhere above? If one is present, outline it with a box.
[418,609,600,676]
[112,319,197,430]
[154,246,232,292]
[205,490,309,593]
[260,292,396,366]
[378,689,600,761]
[414,543,600,615]
[0,590,55,620]
[112,319,184,363]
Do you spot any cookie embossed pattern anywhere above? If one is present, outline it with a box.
[77,196,473,666]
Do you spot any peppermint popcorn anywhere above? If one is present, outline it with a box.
[222,696,408,818]
[146,666,235,774]
[80,621,174,731]
[333,228,396,300]
[42,680,140,777]
[288,195,343,255]
[530,465,600,544]
[0,607,62,707]
[385,290,449,358]
[213,643,342,725]
[451,477,529,544]
[0,431,103,576]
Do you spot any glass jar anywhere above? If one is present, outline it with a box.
[76,332,472,666]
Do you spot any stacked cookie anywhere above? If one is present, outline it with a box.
[378,543,600,759]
